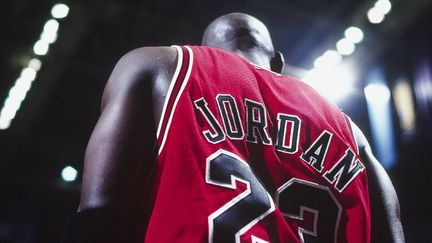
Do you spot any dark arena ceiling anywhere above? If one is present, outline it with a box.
[1,0,432,242]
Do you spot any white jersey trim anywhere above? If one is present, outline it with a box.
[157,45,194,155]
[156,45,183,139]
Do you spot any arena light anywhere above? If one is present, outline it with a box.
[1,4,69,130]
[0,97,20,130]
[5,91,23,110]
[33,19,59,55]
[375,0,392,15]
[364,83,391,104]
[43,19,60,33]
[367,0,392,25]
[302,63,357,103]
[51,4,70,19]
[393,79,416,132]
[364,69,397,169]
[9,81,30,103]
[1,98,20,121]
[344,27,364,44]
[0,118,11,130]
[14,77,33,96]
[367,7,385,24]
[28,58,42,71]
[336,38,355,56]
[0,66,38,130]
[20,67,37,81]
[61,166,78,182]
[313,50,342,69]
[40,30,58,44]
[33,40,49,55]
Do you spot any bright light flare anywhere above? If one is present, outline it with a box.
[0,66,37,130]
[375,0,392,15]
[8,85,28,104]
[336,38,355,55]
[40,30,58,44]
[20,67,37,81]
[14,77,33,94]
[1,6,67,130]
[61,166,78,182]
[1,98,20,120]
[344,27,364,44]
[0,118,11,130]
[33,40,49,55]
[43,19,60,33]
[28,58,42,71]
[393,80,416,131]
[368,7,385,24]
[51,4,70,19]
[364,83,391,104]
[313,50,342,69]
[302,64,357,103]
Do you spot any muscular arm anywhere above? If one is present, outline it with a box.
[351,121,405,243]
[63,47,177,242]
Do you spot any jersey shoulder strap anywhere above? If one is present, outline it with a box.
[156,45,194,155]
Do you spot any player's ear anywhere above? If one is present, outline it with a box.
[270,51,285,74]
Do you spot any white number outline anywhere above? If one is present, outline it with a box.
[206,149,275,243]
[275,178,342,243]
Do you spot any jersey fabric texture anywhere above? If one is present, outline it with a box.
[145,45,371,243]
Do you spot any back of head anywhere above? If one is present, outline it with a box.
[202,13,275,68]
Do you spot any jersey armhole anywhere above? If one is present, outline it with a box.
[156,45,194,155]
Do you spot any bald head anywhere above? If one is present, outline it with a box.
[202,13,276,69]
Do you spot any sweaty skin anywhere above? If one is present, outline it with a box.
[79,47,177,242]
[350,122,405,243]
[78,13,404,243]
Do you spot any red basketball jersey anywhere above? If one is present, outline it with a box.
[144,46,371,243]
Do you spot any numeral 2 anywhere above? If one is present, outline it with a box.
[206,150,274,243]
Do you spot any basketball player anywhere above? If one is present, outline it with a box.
[63,13,404,242]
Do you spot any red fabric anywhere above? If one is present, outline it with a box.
[145,46,370,243]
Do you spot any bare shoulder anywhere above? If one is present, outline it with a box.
[348,119,382,170]
[349,120,370,154]
[348,119,382,169]
[349,119,405,242]
[102,46,177,106]
[118,46,177,69]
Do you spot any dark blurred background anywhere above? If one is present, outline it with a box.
[1,0,431,242]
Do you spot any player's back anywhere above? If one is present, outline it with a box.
[145,45,370,243]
